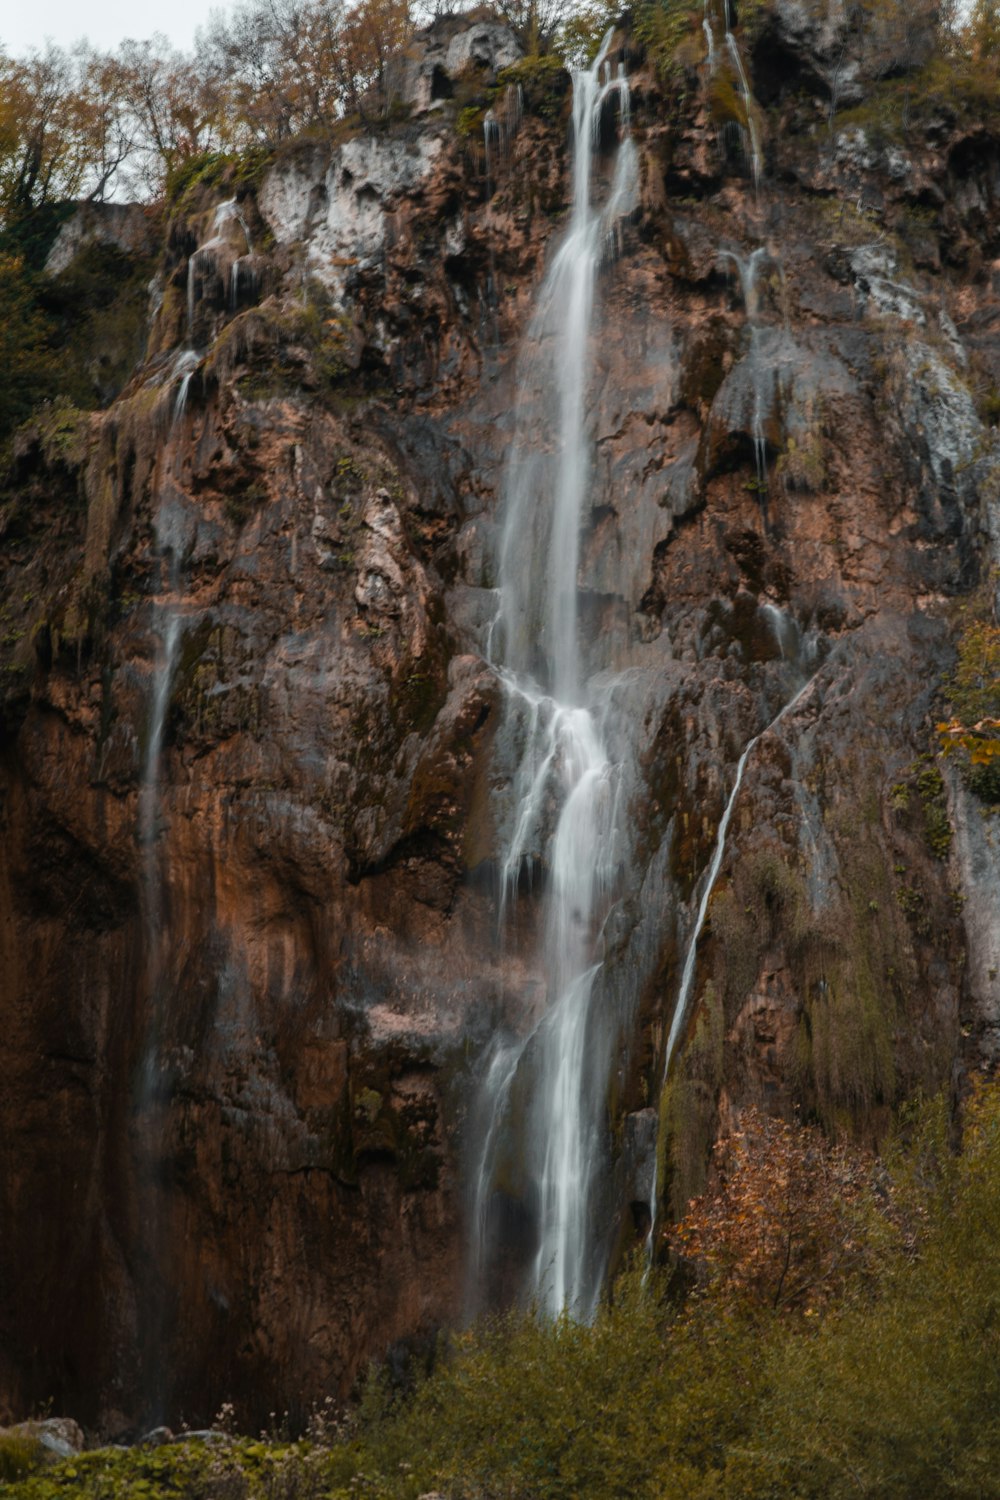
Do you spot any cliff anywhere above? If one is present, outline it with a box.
[1,2,998,1434]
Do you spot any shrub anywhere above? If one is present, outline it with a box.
[0,1434,45,1483]
[938,583,1000,803]
[0,256,59,444]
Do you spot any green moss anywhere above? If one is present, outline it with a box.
[834,45,1000,144]
[941,584,1000,805]
[169,620,262,745]
[796,957,896,1133]
[165,148,270,209]
[0,254,61,445]
[777,430,827,492]
[635,0,701,88]
[496,55,569,120]
[456,104,488,137]
[892,757,952,859]
[708,70,749,129]
[967,760,1000,804]
[679,318,732,410]
[709,846,807,1023]
[224,480,267,528]
[39,242,156,412]
[395,670,445,735]
[31,400,89,471]
[355,1086,383,1126]
[219,287,351,400]
[660,981,725,1217]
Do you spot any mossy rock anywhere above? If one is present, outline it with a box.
[496,55,569,120]
[679,318,734,411]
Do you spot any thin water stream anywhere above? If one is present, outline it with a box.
[134,359,197,1421]
[645,655,822,1260]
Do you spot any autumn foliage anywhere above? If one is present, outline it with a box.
[0,0,417,227]
[667,1107,875,1313]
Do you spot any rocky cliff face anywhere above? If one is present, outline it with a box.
[1,4,999,1435]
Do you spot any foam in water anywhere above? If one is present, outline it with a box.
[472,32,637,1319]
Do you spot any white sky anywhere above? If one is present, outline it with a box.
[1,0,217,56]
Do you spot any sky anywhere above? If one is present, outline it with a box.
[1,0,216,56]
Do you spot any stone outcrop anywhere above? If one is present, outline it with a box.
[1,4,999,1437]
[44,202,159,275]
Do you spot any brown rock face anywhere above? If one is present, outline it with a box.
[1,11,998,1433]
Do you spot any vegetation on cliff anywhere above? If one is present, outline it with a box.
[939,581,1000,802]
[1,0,999,1458]
[2,1083,999,1497]
[2,0,1000,445]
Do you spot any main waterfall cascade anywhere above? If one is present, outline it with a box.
[470,28,823,1316]
[471,33,638,1318]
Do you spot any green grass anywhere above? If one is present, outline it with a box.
[8,1086,1000,1499]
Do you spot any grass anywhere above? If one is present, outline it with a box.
[8,1086,1000,1499]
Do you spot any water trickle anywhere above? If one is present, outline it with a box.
[472,32,637,1319]
[724,32,761,190]
[212,197,253,254]
[483,83,523,188]
[171,349,198,424]
[482,87,523,349]
[720,246,774,487]
[719,246,767,318]
[140,581,181,857]
[186,200,253,339]
[645,663,821,1260]
[141,356,195,1002]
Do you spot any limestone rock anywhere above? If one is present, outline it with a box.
[386,17,522,115]
[45,203,157,275]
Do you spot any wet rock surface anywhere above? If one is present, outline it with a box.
[0,5,998,1435]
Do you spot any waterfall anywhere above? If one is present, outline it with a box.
[138,360,194,1095]
[133,357,197,1421]
[471,32,637,1319]
[211,196,253,254]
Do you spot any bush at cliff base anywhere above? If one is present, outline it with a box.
[7,1081,1000,1499]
